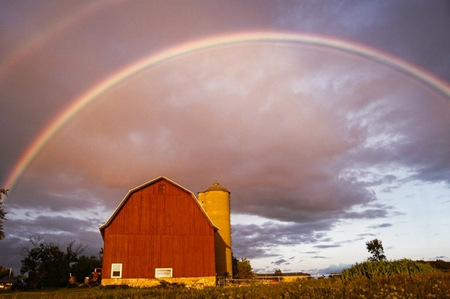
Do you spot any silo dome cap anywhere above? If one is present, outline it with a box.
[203,182,230,193]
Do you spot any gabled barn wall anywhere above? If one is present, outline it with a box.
[101,178,216,283]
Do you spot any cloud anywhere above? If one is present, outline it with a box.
[1,0,449,274]
[311,255,328,259]
[232,220,332,259]
[4,40,449,269]
[311,263,352,275]
[1,215,102,274]
[0,236,24,275]
[275,0,450,80]
[369,223,392,229]
[271,258,288,266]
[314,244,341,249]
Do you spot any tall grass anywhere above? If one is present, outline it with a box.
[340,258,438,280]
[1,272,449,299]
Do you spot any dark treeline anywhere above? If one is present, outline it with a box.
[1,236,102,288]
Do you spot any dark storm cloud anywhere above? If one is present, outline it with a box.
[6,168,126,213]
[0,236,23,274]
[1,215,102,274]
[344,90,450,186]
[344,208,389,219]
[6,215,100,237]
[275,0,450,80]
[272,258,288,266]
[234,177,378,222]
[1,0,449,272]
[232,221,332,258]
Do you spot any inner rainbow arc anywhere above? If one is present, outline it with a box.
[3,31,449,191]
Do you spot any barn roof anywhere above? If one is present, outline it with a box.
[99,176,219,237]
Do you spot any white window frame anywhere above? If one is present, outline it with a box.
[155,268,173,278]
[111,263,123,278]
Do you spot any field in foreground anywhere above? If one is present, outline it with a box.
[1,272,449,298]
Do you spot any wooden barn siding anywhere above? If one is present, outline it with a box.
[103,235,215,278]
[103,181,216,278]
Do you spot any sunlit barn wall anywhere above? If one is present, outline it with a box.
[100,177,216,286]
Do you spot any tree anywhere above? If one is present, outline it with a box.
[233,258,254,279]
[366,238,386,261]
[0,188,8,240]
[0,265,12,278]
[70,254,101,283]
[232,255,238,277]
[20,236,85,288]
[274,269,282,276]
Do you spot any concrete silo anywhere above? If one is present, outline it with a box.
[198,183,232,277]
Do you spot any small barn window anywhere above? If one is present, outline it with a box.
[155,268,173,278]
[158,184,166,194]
[111,263,122,278]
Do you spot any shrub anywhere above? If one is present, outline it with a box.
[340,259,438,280]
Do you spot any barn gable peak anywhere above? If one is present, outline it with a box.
[99,176,218,237]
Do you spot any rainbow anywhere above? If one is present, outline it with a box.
[3,31,449,190]
[0,1,117,81]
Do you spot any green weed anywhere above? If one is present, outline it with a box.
[0,272,448,298]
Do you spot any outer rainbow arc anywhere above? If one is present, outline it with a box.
[3,31,449,191]
[0,1,120,81]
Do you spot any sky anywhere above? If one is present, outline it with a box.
[0,0,449,276]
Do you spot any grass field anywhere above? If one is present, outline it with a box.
[1,272,449,298]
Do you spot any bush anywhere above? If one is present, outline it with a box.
[340,259,438,280]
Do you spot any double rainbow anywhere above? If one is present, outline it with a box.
[3,31,449,190]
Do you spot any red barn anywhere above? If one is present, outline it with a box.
[99,176,218,287]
